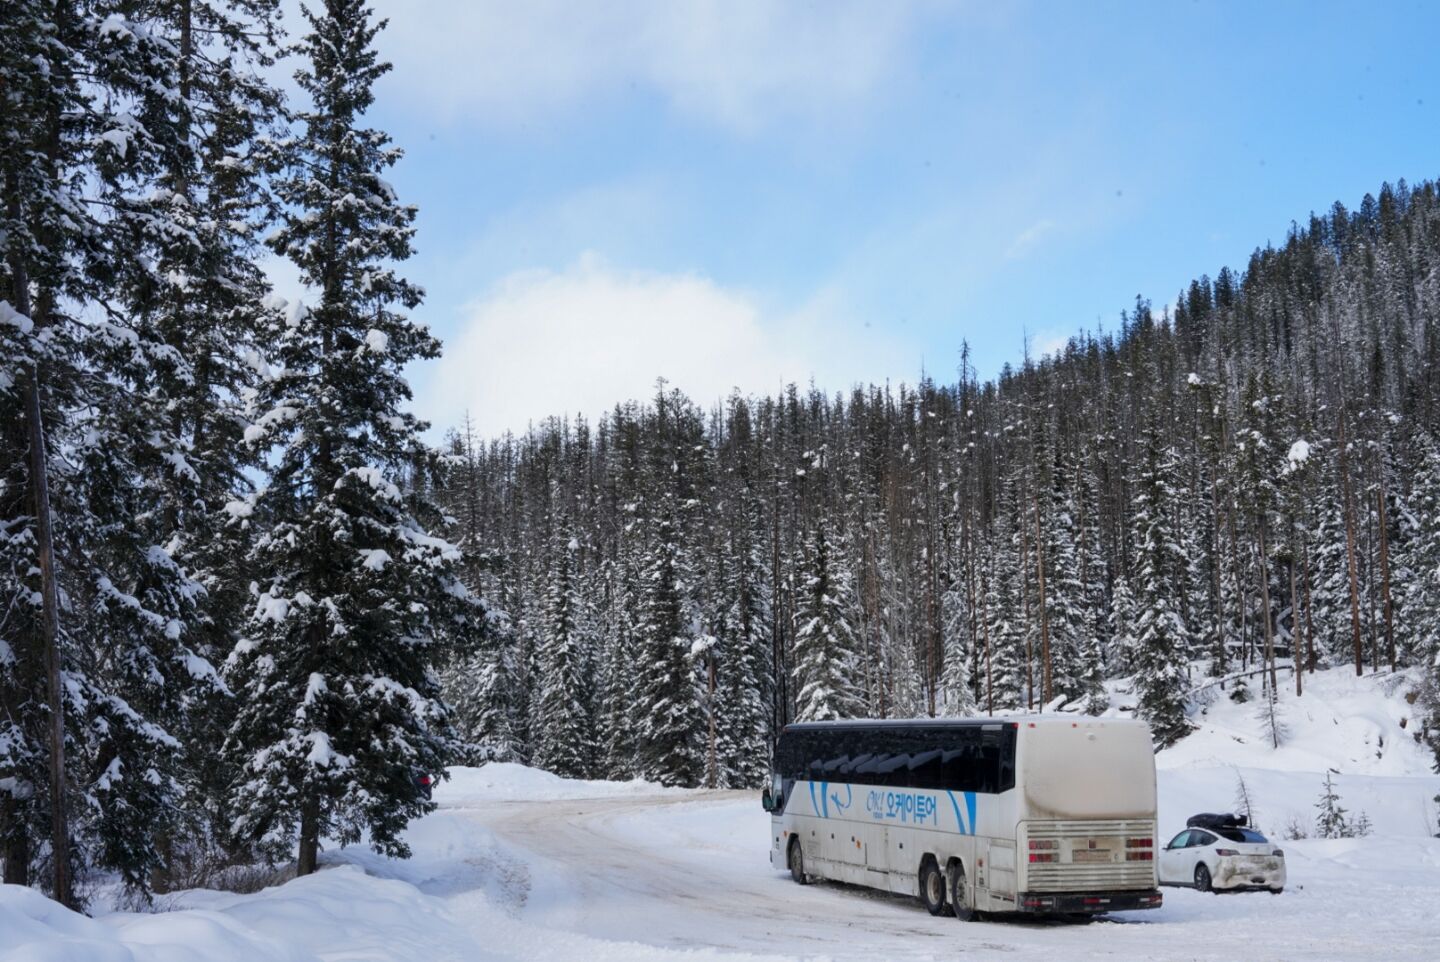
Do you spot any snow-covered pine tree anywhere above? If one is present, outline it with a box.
[1397,431,1440,766]
[534,535,593,778]
[1314,772,1348,839]
[792,522,862,721]
[2,0,270,902]
[714,519,772,787]
[1108,574,1138,670]
[1042,462,1088,702]
[1130,428,1194,748]
[633,506,701,786]
[224,0,475,875]
[938,569,976,716]
[105,0,285,891]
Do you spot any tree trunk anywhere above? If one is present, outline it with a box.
[8,245,71,906]
[2,798,29,886]
[1033,491,1051,705]
[1337,409,1364,675]
[1255,518,1278,704]
[297,793,320,877]
[706,655,717,790]
[1290,534,1303,698]
[1376,484,1395,671]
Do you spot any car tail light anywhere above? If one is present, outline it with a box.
[1028,839,1056,850]
[1125,838,1153,848]
[1029,853,1056,863]
[1215,848,1239,856]
[420,775,432,785]
[1126,851,1153,861]
[1273,849,1284,858]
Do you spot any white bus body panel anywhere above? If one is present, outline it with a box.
[770,717,1159,915]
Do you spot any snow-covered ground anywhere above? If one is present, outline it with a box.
[5,667,1440,961]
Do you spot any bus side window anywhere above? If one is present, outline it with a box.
[979,731,1002,794]
[998,728,1017,792]
[908,748,944,789]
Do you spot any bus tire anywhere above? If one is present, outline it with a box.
[788,838,809,885]
[948,859,978,922]
[919,857,949,916]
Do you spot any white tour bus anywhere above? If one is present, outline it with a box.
[764,716,1162,919]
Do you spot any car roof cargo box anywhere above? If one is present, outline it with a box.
[1187,812,1248,830]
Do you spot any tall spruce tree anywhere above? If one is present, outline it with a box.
[1130,430,1194,748]
[223,0,473,875]
[534,535,593,778]
[792,522,862,721]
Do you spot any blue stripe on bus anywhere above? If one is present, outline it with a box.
[808,780,818,816]
[944,790,978,835]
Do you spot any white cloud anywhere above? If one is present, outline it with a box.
[373,0,928,132]
[418,255,915,437]
[1004,218,1056,260]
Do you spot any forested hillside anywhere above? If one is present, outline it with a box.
[433,181,1440,787]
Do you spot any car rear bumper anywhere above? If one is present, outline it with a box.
[1016,889,1163,913]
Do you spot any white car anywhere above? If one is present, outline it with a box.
[1158,819,1285,893]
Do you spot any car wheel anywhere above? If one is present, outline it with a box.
[948,861,978,922]
[920,859,949,916]
[1194,863,1213,892]
[1269,887,1284,895]
[788,839,809,885]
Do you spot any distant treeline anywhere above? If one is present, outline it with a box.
[433,179,1440,788]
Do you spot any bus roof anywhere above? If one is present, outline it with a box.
[782,715,1150,732]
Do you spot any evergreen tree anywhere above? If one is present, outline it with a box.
[534,536,593,777]
[1314,772,1349,839]
[792,523,861,721]
[223,0,475,875]
[634,508,701,786]
[1130,430,1194,748]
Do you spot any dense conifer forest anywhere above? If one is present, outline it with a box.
[431,181,1440,788]
[3,0,1439,917]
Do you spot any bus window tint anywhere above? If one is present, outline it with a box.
[908,748,944,789]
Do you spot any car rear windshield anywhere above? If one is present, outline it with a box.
[1216,827,1268,843]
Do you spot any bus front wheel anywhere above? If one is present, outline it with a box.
[948,860,978,922]
[788,839,810,885]
[919,858,949,916]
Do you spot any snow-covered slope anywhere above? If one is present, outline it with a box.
[1147,664,1439,840]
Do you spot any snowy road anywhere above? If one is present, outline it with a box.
[457,788,1440,962]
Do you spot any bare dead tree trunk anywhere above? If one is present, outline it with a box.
[1376,484,1395,671]
[1255,518,1278,701]
[706,654,718,789]
[1033,490,1051,705]
[1337,408,1364,675]
[1290,533,1303,698]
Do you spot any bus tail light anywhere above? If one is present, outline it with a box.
[1126,851,1153,861]
[1028,853,1056,863]
[1125,838,1152,848]
[1027,840,1056,850]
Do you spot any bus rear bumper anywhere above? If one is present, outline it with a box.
[1016,890,1163,914]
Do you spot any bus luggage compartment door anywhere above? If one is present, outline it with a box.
[988,840,1017,898]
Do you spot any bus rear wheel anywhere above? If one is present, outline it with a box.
[919,858,949,916]
[788,839,809,885]
[948,861,978,922]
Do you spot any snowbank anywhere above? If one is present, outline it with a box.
[437,761,683,805]
[1,867,448,962]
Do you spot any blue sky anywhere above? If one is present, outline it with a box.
[298,0,1440,436]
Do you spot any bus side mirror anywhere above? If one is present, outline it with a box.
[761,790,774,812]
